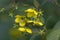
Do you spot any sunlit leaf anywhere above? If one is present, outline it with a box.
[19,21,26,27]
[9,12,14,17]
[0,8,5,12]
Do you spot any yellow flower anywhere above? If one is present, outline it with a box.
[34,21,43,26]
[25,8,38,18]
[19,21,26,27]
[39,22,43,26]
[15,18,20,23]
[25,8,34,12]
[33,11,38,18]
[18,27,25,32]
[27,20,33,23]
[26,13,33,17]
[26,28,32,34]
[15,15,21,23]
[18,27,32,34]
[15,15,26,26]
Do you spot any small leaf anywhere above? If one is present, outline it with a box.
[9,12,14,17]
[33,0,40,8]
[0,8,5,12]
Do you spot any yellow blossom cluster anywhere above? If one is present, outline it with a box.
[14,8,44,34]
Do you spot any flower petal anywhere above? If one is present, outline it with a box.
[26,28,32,34]
[19,21,26,27]
[15,18,20,23]
[18,27,25,32]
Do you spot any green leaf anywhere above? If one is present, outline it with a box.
[47,20,60,40]
[52,20,60,31]
[46,15,59,29]
[33,0,40,8]
[30,32,46,40]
